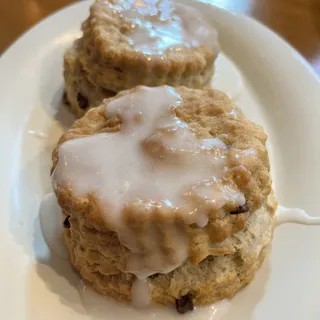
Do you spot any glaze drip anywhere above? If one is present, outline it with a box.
[276,205,320,226]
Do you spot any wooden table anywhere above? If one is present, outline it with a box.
[1,0,320,75]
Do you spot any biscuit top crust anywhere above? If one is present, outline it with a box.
[92,0,219,55]
[52,86,271,278]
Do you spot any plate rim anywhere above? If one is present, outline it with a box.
[0,1,320,319]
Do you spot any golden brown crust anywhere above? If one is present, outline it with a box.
[63,0,219,117]
[63,201,275,305]
[52,86,272,265]
[76,0,216,92]
[63,40,115,117]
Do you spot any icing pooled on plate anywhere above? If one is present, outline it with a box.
[276,205,320,226]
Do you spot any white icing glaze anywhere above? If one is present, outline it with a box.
[39,193,69,260]
[79,282,230,319]
[52,86,245,303]
[195,214,209,228]
[131,278,151,308]
[109,0,218,55]
[123,218,189,279]
[276,205,320,226]
[28,130,47,139]
[235,148,258,160]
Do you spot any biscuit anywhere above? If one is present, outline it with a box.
[79,0,218,92]
[52,86,273,307]
[63,0,219,116]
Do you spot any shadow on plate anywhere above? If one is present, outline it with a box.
[8,86,83,313]
[32,213,87,315]
[9,148,52,256]
[226,255,271,320]
[51,86,76,131]
[9,148,87,315]
[9,151,86,314]
[9,87,75,255]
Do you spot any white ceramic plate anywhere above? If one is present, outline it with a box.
[1,1,320,319]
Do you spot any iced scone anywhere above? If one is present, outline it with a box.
[52,86,275,312]
[64,0,219,117]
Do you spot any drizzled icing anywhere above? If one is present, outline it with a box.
[52,86,245,303]
[131,278,151,308]
[108,0,218,55]
[276,205,320,226]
